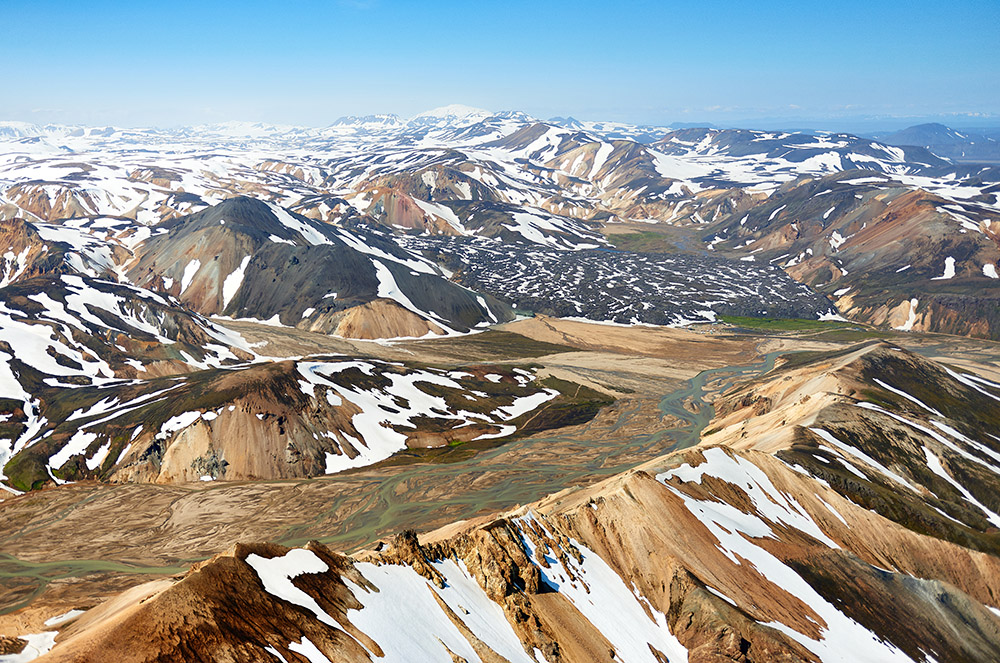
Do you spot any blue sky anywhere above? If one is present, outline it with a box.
[3,0,998,129]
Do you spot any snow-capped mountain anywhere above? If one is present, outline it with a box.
[408,103,492,127]
[14,343,1000,662]
[874,122,1000,163]
[2,106,998,495]
[2,108,999,342]
[329,114,406,132]
[4,108,1000,663]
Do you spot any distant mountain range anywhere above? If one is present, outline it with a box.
[5,105,1000,662]
[1,107,998,341]
[872,122,1000,163]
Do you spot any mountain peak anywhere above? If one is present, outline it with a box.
[330,113,403,128]
[410,104,491,121]
[876,122,973,148]
[549,116,583,129]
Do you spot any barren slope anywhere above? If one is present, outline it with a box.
[9,343,1000,662]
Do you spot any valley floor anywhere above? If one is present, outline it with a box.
[2,317,998,646]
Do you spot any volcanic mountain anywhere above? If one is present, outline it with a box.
[875,123,1000,163]
[15,342,1000,662]
[3,109,1000,661]
[697,170,1000,337]
[126,196,511,338]
[4,110,1000,338]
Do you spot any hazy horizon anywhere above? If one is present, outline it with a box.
[4,106,999,136]
[4,0,998,132]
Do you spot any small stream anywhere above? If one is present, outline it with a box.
[656,350,782,449]
[280,350,785,551]
[0,554,187,616]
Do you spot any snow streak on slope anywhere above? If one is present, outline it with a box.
[658,447,917,663]
[516,512,689,663]
[242,530,688,663]
[296,359,557,473]
[0,276,256,485]
[344,560,537,663]
[401,235,834,326]
[3,112,993,237]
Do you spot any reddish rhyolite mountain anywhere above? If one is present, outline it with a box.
[18,343,1000,662]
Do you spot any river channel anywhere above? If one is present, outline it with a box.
[0,350,783,615]
[278,350,783,549]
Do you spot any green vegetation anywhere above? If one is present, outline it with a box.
[806,328,892,342]
[375,375,615,469]
[518,376,616,435]
[606,231,679,254]
[402,330,573,361]
[3,453,50,492]
[719,314,855,331]
[778,434,1000,557]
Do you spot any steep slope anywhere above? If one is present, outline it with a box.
[20,343,1000,662]
[349,161,608,249]
[0,213,152,288]
[0,273,262,493]
[705,342,1000,552]
[127,196,512,337]
[351,162,501,235]
[699,171,1000,337]
[2,357,605,491]
[3,115,1000,345]
[0,219,72,286]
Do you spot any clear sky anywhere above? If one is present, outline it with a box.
[3,0,998,130]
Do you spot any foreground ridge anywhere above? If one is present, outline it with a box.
[14,342,1000,662]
